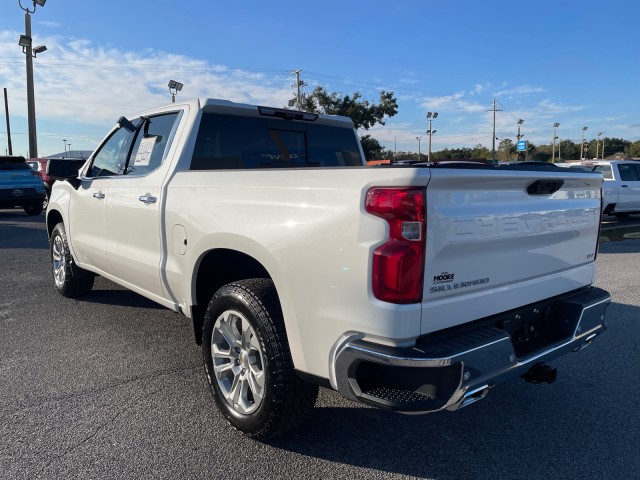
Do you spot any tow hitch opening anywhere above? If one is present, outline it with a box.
[522,362,557,384]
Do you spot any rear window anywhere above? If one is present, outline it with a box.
[191,113,362,170]
[592,165,613,179]
[0,157,30,171]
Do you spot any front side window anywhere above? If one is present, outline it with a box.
[127,112,180,176]
[87,127,135,177]
[191,113,362,170]
[86,112,180,178]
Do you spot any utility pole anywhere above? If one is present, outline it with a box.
[290,70,307,110]
[552,123,560,163]
[488,99,502,163]
[416,136,422,161]
[3,88,12,155]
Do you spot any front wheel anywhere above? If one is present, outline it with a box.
[50,222,95,298]
[202,279,318,439]
[24,202,43,216]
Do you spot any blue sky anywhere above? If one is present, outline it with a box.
[0,0,638,158]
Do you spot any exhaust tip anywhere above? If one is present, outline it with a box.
[458,385,490,409]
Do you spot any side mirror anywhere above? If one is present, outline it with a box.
[47,158,82,189]
[117,116,136,133]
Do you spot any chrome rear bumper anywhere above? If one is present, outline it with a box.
[334,287,611,412]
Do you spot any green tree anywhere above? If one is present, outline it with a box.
[301,87,398,130]
[558,140,579,161]
[360,135,384,160]
[498,139,515,161]
[301,87,398,164]
[629,141,640,158]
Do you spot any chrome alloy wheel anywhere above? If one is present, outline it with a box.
[211,310,265,415]
[52,234,66,288]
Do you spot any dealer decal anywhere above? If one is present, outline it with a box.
[429,276,490,293]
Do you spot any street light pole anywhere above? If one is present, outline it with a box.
[596,132,603,159]
[416,136,422,161]
[426,112,438,162]
[516,119,524,161]
[580,126,588,160]
[22,7,36,157]
[552,123,560,163]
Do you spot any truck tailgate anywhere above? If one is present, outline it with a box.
[421,168,602,335]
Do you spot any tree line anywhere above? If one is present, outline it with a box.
[298,87,639,161]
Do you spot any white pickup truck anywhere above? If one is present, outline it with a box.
[46,99,611,439]
[579,160,640,217]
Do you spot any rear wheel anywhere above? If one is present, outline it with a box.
[202,279,318,439]
[50,222,94,297]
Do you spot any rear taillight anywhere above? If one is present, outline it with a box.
[365,188,426,304]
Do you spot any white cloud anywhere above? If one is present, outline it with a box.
[420,92,486,114]
[537,99,586,114]
[0,31,294,126]
[495,85,545,97]
[37,21,61,28]
[0,31,300,154]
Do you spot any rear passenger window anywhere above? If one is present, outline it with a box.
[618,164,640,181]
[191,113,362,170]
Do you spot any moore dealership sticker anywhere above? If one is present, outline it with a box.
[430,273,490,293]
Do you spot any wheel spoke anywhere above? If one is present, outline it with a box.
[228,374,243,406]
[217,316,240,349]
[247,369,264,402]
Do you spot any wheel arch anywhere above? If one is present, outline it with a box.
[191,248,273,345]
[46,209,64,238]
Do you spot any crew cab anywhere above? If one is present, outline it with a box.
[580,160,640,217]
[45,99,611,439]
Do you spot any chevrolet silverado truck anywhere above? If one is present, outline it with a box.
[579,160,640,217]
[46,99,611,439]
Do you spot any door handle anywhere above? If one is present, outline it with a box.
[92,191,105,200]
[621,185,628,188]
[139,194,157,204]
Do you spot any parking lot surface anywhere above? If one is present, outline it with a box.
[1,210,639,480]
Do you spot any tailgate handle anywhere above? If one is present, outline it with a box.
[527,179,564,195]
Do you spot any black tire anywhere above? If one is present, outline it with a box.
[202,278,318,439]
[50,222,95,298]
[24,202,43,216]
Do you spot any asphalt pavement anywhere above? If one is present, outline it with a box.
[1,210,639,480]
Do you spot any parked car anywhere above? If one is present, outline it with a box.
[0,156,47,215]
[580,160,640,217]
[28,158,87,200]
